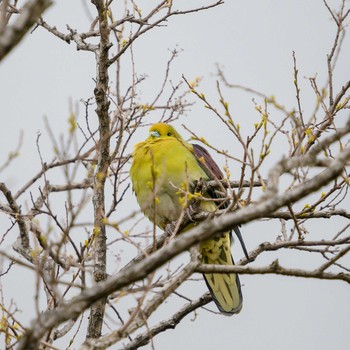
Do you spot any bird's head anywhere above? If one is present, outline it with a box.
[148,123,183,140]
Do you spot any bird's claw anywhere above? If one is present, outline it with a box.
[185,205,197,223]
[165,221,177,236]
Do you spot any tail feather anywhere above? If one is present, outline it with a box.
[200,232,243,315]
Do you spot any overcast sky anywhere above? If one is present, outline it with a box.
[1,1,350,349]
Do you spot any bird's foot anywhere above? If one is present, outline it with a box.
[185,206,196,223]
[165,221,177,237]
[185,201,201,223]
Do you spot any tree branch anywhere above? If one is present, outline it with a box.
[120,293,212,350]
[87,0,111,340]
[0,0,52,61]
[0,182,30,249]
[196,260,350,283]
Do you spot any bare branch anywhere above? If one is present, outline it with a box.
[0,182,30,249]
[196,260,350,283]
[120,293,212,350]
[0,0,52,61]
[87,0,112,340]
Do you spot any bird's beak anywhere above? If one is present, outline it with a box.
[150,131,160,138]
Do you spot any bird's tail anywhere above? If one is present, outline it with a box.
[200,232,243,315]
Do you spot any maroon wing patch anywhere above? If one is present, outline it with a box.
[192,143,224,180]
[192,144,249,260]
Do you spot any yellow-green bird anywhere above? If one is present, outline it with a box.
[130,123,246,315]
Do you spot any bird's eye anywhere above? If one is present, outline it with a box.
[150,131,160,138]
[167,132,172,136]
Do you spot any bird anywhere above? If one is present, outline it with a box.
[130,122,246,315]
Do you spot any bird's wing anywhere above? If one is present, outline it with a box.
[192,143,224,180]
[191,143,227,206]
[192,143,249,260]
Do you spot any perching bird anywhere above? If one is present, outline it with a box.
[130,123,246,315]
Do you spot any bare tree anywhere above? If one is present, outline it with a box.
[0,0,349,349]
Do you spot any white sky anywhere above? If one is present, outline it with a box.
[0,1,350,349]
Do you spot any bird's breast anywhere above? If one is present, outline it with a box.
[130,138,206,228]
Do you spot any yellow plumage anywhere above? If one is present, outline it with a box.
[130,123,242,315]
